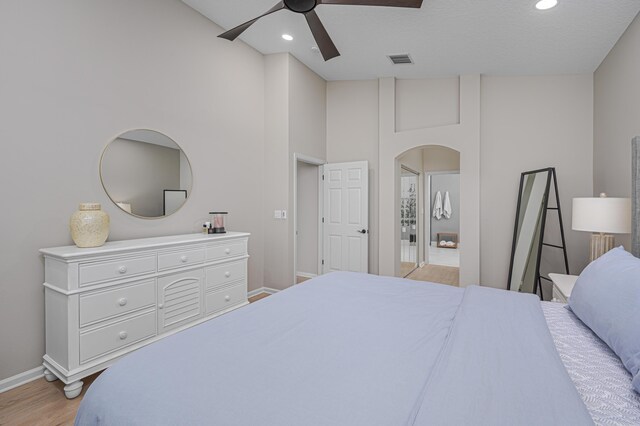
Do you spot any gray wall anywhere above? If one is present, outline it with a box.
[594,11,640,251]
[480,75,593,290]
[430,174,460,242]
[0,0,266,381]
[395,78,460,131]
[263,53,327,290]
[327,75,593,288]
[326,80,380,274]
[101,139,181,217]
[423,146,460,172]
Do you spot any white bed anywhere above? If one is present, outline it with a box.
[542,302,640,425]
[74,272,640,425]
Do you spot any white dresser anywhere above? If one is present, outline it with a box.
[40,232,249,398]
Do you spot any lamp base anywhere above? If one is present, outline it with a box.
[590,233,615,262]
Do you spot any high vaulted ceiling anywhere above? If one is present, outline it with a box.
[183,0,640,81]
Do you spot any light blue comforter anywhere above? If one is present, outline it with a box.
[76,272,592,425]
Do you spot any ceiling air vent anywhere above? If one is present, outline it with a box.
[388,54,413,65]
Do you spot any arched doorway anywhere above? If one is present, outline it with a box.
[397,146,461,286]
[377,76,481,286]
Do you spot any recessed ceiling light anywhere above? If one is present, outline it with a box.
[282,34,293,41]
[535,0,558,10]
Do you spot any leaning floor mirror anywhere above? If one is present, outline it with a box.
[507,168,553,295]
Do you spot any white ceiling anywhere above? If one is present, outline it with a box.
[183,0,640,81]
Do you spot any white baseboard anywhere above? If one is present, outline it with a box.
[296,272,317,279]
[248,287,280,298]
[0,366,44,394]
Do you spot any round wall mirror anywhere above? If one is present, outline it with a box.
[100,129,193,219]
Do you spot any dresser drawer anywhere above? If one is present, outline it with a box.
[205,283,247,315]
[79,280,156,326]
[205,260,247,291]
[79,255,156,286]
[158,248,205,272]
[206,240,247,261]
[79,311,156,363]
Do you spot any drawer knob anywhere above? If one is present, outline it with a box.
[118,266,127,274]
[180,255,188,263]
[225,295,231,302]
[225,271,231,278]
[119,331,128,340]
[158,303,164,309]
[118,297,128,307]
[225,248,231,255]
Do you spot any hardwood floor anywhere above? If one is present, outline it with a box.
[400,261,417,277]
[406,264,460,286]
[0,293,272,426]
[0,372,100,426]
[248,292,270,303]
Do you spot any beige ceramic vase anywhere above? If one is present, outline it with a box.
[70,203,110,248]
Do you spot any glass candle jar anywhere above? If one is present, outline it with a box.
[209,212,228,234]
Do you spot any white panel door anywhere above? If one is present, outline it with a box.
[322,161,369,273]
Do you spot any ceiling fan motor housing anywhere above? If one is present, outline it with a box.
[284,0,317,14]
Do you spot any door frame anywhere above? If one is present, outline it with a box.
[292,153,326,285]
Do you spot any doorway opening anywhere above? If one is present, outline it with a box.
[293,156,370,285]
[397,146,460,286]
[427,172,460,268]
[293,154,324,285]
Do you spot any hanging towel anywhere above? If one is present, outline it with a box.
[432,191,443,220]
[443,191,452,219]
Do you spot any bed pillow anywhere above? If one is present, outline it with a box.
[568,246,640,392]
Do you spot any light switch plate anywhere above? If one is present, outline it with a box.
[274,210,282,219]
[281,210,287,219]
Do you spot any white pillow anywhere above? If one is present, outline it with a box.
[568,247,640,394]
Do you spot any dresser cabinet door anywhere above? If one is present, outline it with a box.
[157,269,204,334]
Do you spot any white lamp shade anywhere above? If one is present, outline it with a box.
[572,197,631,234]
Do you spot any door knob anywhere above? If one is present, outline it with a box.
[357,229,368,234]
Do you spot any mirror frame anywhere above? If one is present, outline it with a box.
[507,168,553,295]
[399,166,420,277]
[99,129,193,220]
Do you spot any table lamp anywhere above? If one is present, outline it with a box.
[572,193,631,261]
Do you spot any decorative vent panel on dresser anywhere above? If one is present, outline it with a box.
[40,232,249,398]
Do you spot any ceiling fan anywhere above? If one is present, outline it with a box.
[218,0,424,61]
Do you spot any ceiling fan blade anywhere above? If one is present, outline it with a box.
[305,10,340,61]
[318,0,423,7]
[218,1,286,41]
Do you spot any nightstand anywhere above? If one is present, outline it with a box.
[549,273,579,303]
